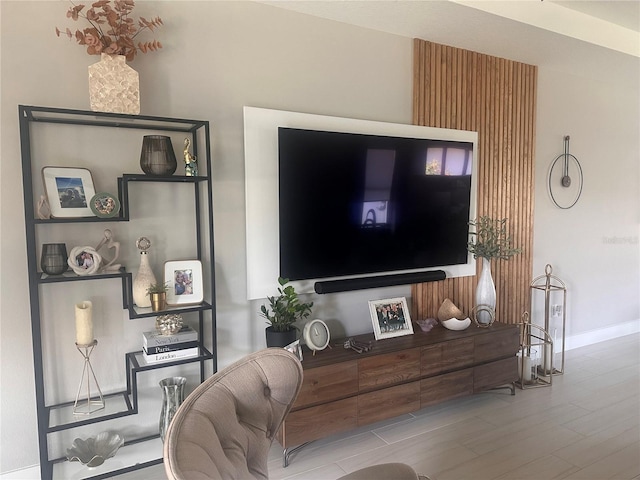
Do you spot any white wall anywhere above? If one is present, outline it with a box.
[1,0,638,475]
[533,67,639,346]
[1,1,413,473]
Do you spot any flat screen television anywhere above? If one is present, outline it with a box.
[278,127,474,282]
[243,106,478,299]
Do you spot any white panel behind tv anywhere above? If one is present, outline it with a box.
[244,106,478,300]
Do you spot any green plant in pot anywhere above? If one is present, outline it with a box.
[147,282,169,312]
[468,216,521,325]
[261,277,313,347]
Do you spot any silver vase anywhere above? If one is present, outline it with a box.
[159,377,186,442]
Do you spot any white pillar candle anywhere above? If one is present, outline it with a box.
[544,344,552,373]
[523,356,532,382]
[75,301,93,345]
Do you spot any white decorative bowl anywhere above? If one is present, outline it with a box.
[66,431,124,468]
[441,317,472,331]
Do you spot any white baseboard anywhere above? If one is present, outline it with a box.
[0,465,39,480]
[565,319,640,351]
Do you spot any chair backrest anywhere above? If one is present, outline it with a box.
[163,348,304,480]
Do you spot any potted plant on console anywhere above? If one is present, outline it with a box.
[261,277,313,347]
[468,216,521,325]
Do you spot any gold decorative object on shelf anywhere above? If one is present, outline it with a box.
[183,138,198,176]
[155,314,184,336]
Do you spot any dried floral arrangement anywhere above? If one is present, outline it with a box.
[56,0,163,61]
[467,216,522,260]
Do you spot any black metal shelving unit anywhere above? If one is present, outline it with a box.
[19,105,217,480]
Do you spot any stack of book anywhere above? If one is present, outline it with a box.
[142,326,199,364]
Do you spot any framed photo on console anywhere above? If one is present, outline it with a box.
[368,297,414,340]
[42,167,96,218]
[164,260,203,306]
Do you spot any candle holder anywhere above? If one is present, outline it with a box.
[516,313,553,389]
[530,264,567,375]
[73,340,105,415]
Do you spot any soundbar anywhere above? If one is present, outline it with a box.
[314,270,446,294]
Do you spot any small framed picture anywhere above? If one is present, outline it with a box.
[368,297,414,340]
[90,192,120,218]
[164,260,204,306]
[42,167,96,218]
[67,246,102,276]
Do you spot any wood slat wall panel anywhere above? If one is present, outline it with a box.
[411,39,537,325]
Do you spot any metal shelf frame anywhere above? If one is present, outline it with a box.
[19,105,217,480]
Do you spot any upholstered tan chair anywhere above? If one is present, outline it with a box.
[163,348,427,480]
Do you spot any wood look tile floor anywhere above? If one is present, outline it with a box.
[121,333,639,480]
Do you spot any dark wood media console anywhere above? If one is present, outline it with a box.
[277,322,519,464]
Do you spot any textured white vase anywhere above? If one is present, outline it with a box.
[133,251,156,308]
[88,53,140,115]
[475,257,496,324]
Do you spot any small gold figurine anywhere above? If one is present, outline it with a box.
[183,138,198,176]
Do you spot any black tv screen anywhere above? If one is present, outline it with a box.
[278,127,474,282]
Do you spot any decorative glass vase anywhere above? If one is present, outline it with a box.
[475,257,496,324]
[132,237,155,308]
[159,377,186,442]
[88,53,140,115]
[140,135,177,176]
[40,243,68,275]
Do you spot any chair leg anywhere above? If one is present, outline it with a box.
[283,441,312,467]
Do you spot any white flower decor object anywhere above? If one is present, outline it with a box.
[68,246,102,276]
[441,317,472,331]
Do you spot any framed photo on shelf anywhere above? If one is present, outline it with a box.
[42,167,96,218]
[164,260,203,306]
[67,246,102,276]
[90,192,120,218]
[368,297,414,340]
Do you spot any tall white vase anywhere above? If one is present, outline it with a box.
[133,251,156,308]
[475,257,496,324]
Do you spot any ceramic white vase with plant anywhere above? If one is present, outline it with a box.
[467,216,521,324]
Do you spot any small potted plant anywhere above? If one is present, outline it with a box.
[147,282,169,312]
[260,277,313,347]
[468,216,521,324]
